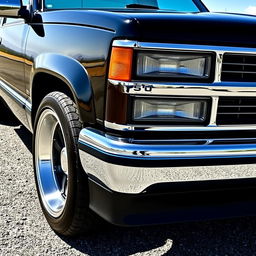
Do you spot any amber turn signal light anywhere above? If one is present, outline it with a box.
[108,47,133,81]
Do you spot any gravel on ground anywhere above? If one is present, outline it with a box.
[1,108,256,256]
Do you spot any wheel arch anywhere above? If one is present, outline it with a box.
[30,53,96,128]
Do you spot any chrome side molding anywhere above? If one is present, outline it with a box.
[0,79,31,112]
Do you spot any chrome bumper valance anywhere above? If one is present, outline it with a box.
[78,128,256,193]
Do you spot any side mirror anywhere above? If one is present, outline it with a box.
[0,0,22,18]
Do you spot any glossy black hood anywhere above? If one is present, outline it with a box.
[41,10,256,48]
[128,12,256,47]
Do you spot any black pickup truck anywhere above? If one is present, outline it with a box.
[1,0,256,236]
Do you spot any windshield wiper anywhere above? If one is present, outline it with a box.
[126,4,159,9]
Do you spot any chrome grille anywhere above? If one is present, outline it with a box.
[217,97,256,125]
[221,54,256,82]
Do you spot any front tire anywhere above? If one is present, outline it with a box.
[33,92,97,236]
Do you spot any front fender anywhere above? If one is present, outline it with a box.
[32,53,95,124]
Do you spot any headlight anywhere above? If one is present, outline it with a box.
[133,98,209,124]
[136,51,212,80]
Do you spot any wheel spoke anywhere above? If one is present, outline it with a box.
[54,164,62,174]
[60,174,68,198]
[53,138,62,154]
[56,126,65,148]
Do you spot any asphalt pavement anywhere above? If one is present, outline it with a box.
[1,106,256,256]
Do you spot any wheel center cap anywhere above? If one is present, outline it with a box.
[60,147,68,175]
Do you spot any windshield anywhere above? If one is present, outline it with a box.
[44,0,201,12]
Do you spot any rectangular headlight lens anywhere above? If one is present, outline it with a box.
[137,52,212,79]
[133,98,208,123]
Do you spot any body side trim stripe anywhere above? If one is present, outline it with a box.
[0,79,32,112]
[30,22,115,32]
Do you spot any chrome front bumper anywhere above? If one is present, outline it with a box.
[78,128,256,194]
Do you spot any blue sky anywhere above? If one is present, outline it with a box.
[203,0,256,14]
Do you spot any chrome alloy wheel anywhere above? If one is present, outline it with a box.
[35,108,69,218]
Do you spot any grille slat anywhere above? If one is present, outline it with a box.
[217,97,256,125]
[221,54,256,82]
[220,105,256,108]
[222,71,256,74]
[224,63,256,66]
[218,112,256,115]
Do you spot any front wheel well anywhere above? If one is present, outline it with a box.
[31,73,76,127]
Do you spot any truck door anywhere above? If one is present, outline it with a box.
[0,17,30,127]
